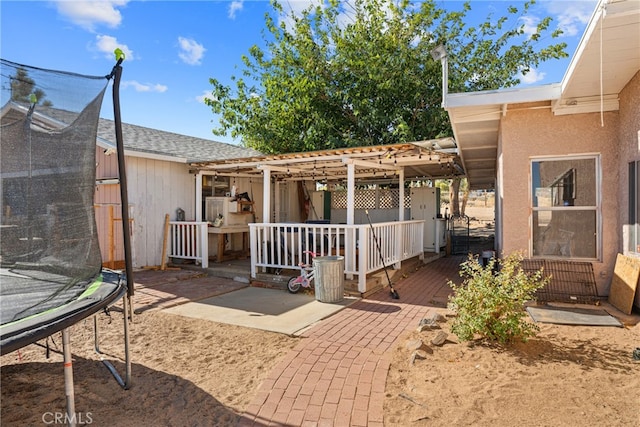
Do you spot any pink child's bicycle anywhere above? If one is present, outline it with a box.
[287,251,318,293]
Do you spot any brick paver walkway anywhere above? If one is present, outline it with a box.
[239,255,464,426]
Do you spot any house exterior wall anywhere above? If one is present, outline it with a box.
[499,107,620,295]
[94,149,195,268]
[617,70,640,308]
[126,156,195,268]
[618,70,640,245]
[94,148,124,267]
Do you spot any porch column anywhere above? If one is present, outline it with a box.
[395,168,404,269]
[346,161,355,225]
[195,172,203,222]
[398,168,405,221]
[261,166,272,223]
[346,161,356,280]
[274,181,281,222]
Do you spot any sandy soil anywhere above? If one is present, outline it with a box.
[384,311,640,427]
[384,206,640,426]
[1,310,298,426]
[3,297,639,427]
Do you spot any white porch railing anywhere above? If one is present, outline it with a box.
[168,220,424,292]
[168,221,209,268]
[249,220,424,293]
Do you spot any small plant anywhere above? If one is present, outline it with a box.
[447,252,550,344]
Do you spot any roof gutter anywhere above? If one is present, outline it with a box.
[445,84,562,109]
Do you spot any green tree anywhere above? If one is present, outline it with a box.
[10,67,50,106]
[207,0,566,153]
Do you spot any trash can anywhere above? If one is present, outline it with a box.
[313,256,345,303]
[481,250,495,267]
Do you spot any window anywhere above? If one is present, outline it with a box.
[628,161,639,255]
[531,156,599,259]
[201,175,230,219]
[202,175,230,197]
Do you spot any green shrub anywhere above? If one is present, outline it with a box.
[447,252,550,344]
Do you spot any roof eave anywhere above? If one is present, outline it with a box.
[445,83,562,110]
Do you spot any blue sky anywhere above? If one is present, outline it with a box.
[1,0,597,145]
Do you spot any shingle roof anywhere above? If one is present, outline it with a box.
[8,102,260,163]
[97,118,261,163]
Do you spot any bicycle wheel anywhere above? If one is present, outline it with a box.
[287,277,301,293]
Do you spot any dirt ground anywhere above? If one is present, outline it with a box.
[2,205,640,426]
[384,204,640,427]
[384,310,640,426]
[1,310,298,426]
[3,293,638,427]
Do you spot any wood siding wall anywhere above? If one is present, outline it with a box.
[94,148,196,268]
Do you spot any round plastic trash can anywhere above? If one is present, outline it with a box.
[313,256,345,303]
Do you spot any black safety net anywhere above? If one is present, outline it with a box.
[1,59,125,352]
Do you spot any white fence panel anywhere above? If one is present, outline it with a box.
[250,220,423,292]
[168,221,208,268]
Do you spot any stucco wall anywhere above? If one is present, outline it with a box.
[499,108,619,295]
[617,70,640,308]
[618,70,640,248]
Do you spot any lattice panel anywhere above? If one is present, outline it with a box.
[332,191,348,209]
[331,189,405,209]
[379,189,398,209]
[354,190,376,209]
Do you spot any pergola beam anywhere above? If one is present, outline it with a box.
[189,141,464,184]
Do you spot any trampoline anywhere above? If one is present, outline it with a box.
[1,56,134,424]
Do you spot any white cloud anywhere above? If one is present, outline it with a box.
[196,90,215,104]
[519,16,540,39]
[519,67,546,84]
[95,35,134,60]
[121,80,168,93]
[278,0,326,32]
[544,1,597,37]
[228,0,243,19]
[55,0,128,32]
[178,37,206,65]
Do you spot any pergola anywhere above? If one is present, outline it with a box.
[189,137,464,225]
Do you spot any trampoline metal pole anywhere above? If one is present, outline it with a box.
[62,328,77,427]
[111,57,134,299]
[93,292,132,389]
[123,293,132,387]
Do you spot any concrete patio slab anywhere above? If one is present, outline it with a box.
[163,287,358,336]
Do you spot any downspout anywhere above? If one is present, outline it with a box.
[599,2,606,127]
